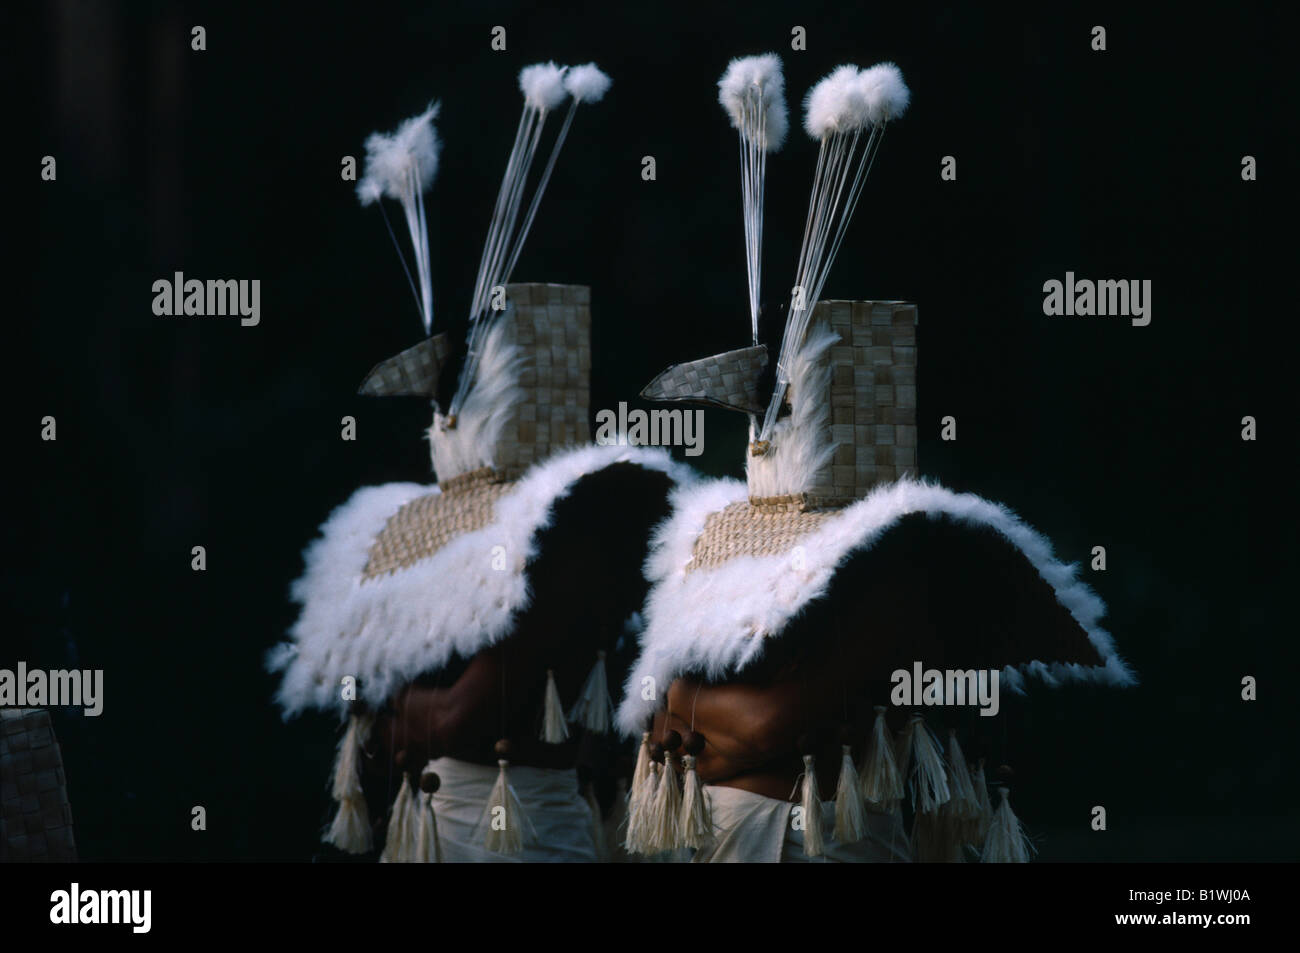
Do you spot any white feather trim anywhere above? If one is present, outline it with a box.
[803,65,870,139]
[270,445,696,716]
[859,62,910,124]
[565,63,611,104]
[357,102,441,206]
[616,476,1137,735]
[428,316,524,482]
[746,324,838,498]
[717,53,788,151]
[519,62,568,111]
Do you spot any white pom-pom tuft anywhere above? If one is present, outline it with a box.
[356,102,441,206]
[519,62,568,111]
[802,65,870,139]
[564,62,611,103]
[717,53,788,151]
[860,61,910,123]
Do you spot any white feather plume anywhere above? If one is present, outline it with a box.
[746,324,839,498]
[428,316,525,482]
[356,102,441,206]
[718,53,788,151]
[519,62,569,111]
[859,62,910,124]
[802,65,870,139]
[565,63,611,103]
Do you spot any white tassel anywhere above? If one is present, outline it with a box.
[412,778,443,864]
[902,717,951,814]
[378,774,415,863]
[567,651,612,734]
[678,754,712,849]
[645,755,681,853]
[539,669,570,743]
[861,706,903,812]
[623,732,653,854]
[832,744,869,844]
[799,754,824,857]
[323,712,374,853]
[944,731,980,844]
[484,759,529,855]
[584,783,608,862]
[980,787,1035,863]
[971,759,994,845]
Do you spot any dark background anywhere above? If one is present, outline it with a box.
[15,1,1294,860]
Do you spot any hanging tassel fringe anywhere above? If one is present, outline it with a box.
[413,768,443,863]
[324,711,375,854]
[484,759,529,854]
[645,755,682,853]
[833,744,869,844]
[971,759,994,846]
[678,754,712,849]
[980,786,1035,863]
[798,754,824,857]
[584,783,608,862]
[902,716,951,814]
[567,651,613,734]
[540,669,570,744]
[378,773,416,863]
[623,732,654,854]
[861,706,903,813]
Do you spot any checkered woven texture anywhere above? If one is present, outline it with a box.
[751,299,918,510]
[687,500,833,574]
[640,344,768,414]
[357,332,454,397]
[0,708,76,862]
[362,467,511,580]
[492,283,592,481]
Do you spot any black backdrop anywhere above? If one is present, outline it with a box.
[17,1,1294,861]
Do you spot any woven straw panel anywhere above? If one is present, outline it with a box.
[358,332,453,397]
[687,500,833,573]
[753,300,918,510]
[640,345,768,415]
[493,283,592,483]
[362,468,512,580]
[1,708,77,862]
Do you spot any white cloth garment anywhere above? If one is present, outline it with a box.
[426,756,597,863]
[690,784,912,863]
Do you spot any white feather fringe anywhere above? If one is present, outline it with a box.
[718,53,788,151]
[565,63,611,103]
[356,102,441,206]
[270,443,694,716]
[746,324,839,499]
[859,62,910,124]
[803,65,870,139]
[615,474,1137,735]
[520,62,568,111]
[429,315,525,482]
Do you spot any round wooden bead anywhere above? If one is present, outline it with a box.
[348,699,368,717]
[681,730,706,755]
[494,738,512,758]
[649,742,666,763]
[393,749,408,769]
[838,723,855,744]
[419,770,441,794]
[796,732,815,754]
[662,729,682,752]
[997,764,1015,781]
